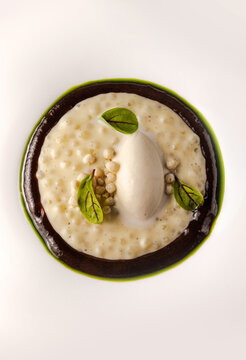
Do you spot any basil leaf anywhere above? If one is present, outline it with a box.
[101,107,138,134]
[77,170,103,224]
[173,176,204,211]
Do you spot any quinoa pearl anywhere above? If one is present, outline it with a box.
[95,186,105,194]
[76,173,84,182]
[83,153,96,165]
[103,148,115,160]
[102,192,110,199]
[94,168,104,177]
[165,184,173,195]
[166,157,179,170]
[97,177,105,186]
[105,161,120,173]
[106,172,116,183]
[165,173,175,184]
[104,197,115,206]
[103,206,111,215]
[106,183,116,194]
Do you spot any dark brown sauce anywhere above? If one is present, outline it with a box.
[22,81,222,278]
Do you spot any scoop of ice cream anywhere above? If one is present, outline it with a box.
[116,131,165,221]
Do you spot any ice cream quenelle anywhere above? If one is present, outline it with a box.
[116,131,167,222]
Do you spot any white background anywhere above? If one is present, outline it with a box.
[1,1,246,359]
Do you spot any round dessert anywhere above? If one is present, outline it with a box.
[20,79,224,279]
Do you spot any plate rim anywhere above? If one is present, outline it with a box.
[19,78,225,281]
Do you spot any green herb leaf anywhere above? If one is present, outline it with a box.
[77,170,103,224]
[101,107,138,134]
[173,176,204,211]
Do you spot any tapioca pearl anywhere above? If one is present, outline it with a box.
[154,242,162,251]
[70,140,80,148]
[170,143,178,151]
[55,178,64,187]
[59,203,67,213]
[104,177,112,185]
[89,141,100,150]
[36,170,45,179]
[68,196,77,207]
[189,134,200,145]
[94,103,102,115]
[74,123,81,130]
[60,160,70,169]
[104,101,113,108]
[74,217,82,226]
[184,168,197,182]
[83,154,96,165]
[64,149,73,157]
[139,237,150,249]
[59,118,70,128]
[42,178,53,187]
[106,172,116,183]
[111,93,117,100]
[82,168,92,176]
[70,179,79,191]
[70,187,77,198]
[105,183,116,194]
[120,238,127,246]
[52,205,60,214]
[124,247,133,259]
[94,246,102,257]
[165,184,173,195]
[81,130,91,139]
[50,148,60,159]
[57,134,67,144]
[54,185,64,194]
[65,208,75,218]
[60,228,68,238]
[103,148,115,160]
[159,116,166,123]
[110,136,120,146]
[76,130,83,139]
[40,155,49,164]
[166,157,179,170]
[76,173,85,182]
[76,148,83,157]
[69,233,81,246]
[94,168,104,177]
[165,173,175,184]
[74,206,81,214]
[72,163,83,172]
[69,217,79,226]
[98,126,109,135]
[105,161,120,173]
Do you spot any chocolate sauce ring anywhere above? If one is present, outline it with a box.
[20,79,224,279]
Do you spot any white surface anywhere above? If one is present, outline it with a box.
[0,0,246,359]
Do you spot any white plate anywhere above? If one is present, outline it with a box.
[1,1,246,359]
